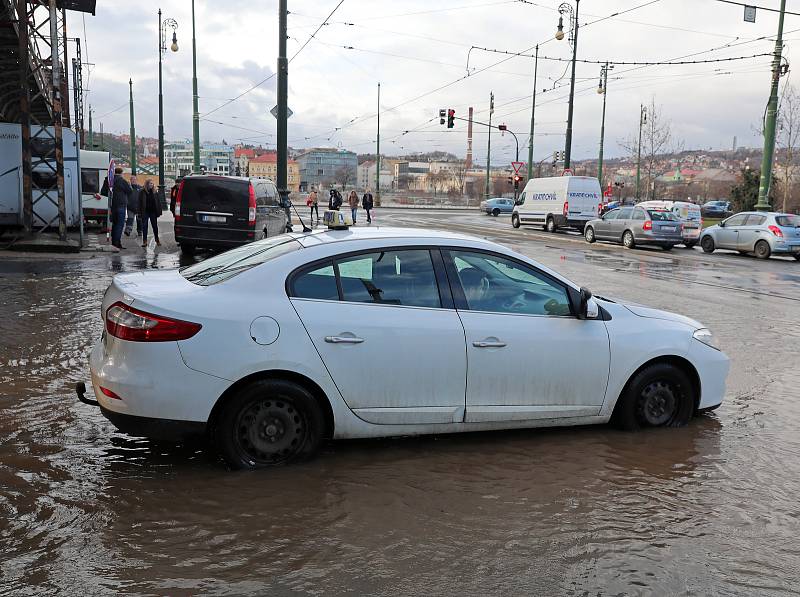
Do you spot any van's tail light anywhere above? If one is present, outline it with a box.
[248,184,257,225]
[563,201,569,217]
[174,180,184,221]
[768,224,784,237]
[643,220,653,231]
[105,302,202,342]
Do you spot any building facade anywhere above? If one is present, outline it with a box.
[296,148,358,191]
[357,160,394,190]
[249,152,300,193]
[164,142,234,178]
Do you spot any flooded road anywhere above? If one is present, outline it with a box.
[2,213,800,595]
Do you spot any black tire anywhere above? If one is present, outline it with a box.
[662,244,674,251]
[794,254,800,261]
[546,216,557,233]
[754,240,771,260]
[180,243,196,256]
[511,213,521,228]
[622,230,635,249]
[700,236,715,254]
[684,240,697,249]
[612,363,694,431]
[215,379,325,469]
[492,208,500,217]
[584,226,596,243]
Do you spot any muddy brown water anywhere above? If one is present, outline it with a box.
[1,232,800,595]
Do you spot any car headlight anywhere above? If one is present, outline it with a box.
[693,328,719,350]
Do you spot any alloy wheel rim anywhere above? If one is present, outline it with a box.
[624,232,633,247]
[236,399,305,464]
[638,380,677,426]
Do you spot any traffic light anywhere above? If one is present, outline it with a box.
[439,109,446,125]
[447,109,455,129]
[513,174,521,189]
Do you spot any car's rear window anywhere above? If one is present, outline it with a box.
[180,236,301,285]
[181,178,248,210]
[776,215,800,227]
[648,210,679,221]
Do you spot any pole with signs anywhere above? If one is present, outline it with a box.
[485,92,494,199]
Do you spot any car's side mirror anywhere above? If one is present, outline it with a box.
[578,287,596,320]
[719,220,725,227]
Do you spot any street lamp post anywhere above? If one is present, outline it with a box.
[556,0,580,171]
[597,62,612,188]
[635,104,646,200]
[485,91,494,199]
[158,9,178,207]
[526,44,539,181]
[191,0,200,173]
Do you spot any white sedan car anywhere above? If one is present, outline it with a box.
[81,227,729,469]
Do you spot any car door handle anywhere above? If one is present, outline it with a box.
[325,335,365,344]
[473,340,507,348]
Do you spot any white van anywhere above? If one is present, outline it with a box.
[512,175,602,232]
[79,149,111,225]
[638,200,703,247]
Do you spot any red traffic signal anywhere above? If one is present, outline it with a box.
[447,109,455,128]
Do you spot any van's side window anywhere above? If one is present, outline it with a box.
[518,192,526,205]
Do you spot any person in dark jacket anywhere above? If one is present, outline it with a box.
[362,189,374,223]
[105,167,131,249]
[124,175,142,238]
[328,188,343,211]
[138,179,163,247]
[169,177,183,215]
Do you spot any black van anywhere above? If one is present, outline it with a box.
[174,175,287,254]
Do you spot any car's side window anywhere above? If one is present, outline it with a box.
[336,249,441,308]
[290,261,339,301]
[617,207,634,219]
[447,250,572,317]
[725,214,748,227]
[603,210,619,221]
[745,214,766,226]
[518,192,526,205]
[633,208,647,221]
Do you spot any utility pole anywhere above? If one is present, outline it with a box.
[635,104,646,200]
[129,78,137,175]
[597,62,610,187]
[276,0,291,228]
[527,45,539,181]
[49,0,67,241]
[556,0,580,170]
[88,106,93,150]
[756,0,787,211]
[191,0,200,173]
[375,82,381,206]
[485,91,494,199]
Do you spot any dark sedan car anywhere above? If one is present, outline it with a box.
[702,200,732,218]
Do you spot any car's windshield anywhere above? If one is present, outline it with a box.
[776,215,800,227]
[180,236,301,285]
[647,210,679,221]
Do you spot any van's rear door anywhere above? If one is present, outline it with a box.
[178,177,250,243]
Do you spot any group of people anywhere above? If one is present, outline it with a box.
[307,187,375,225]
[103,167,163,250]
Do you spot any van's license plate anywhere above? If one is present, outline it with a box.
[202,215,226,223]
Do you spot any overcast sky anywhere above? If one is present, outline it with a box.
[78,0,800,163]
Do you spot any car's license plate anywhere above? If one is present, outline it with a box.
[662,226,676,232]
[202,215,226,223]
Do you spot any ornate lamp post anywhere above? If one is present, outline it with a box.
[158,9,178,206]
[556,0,580,171]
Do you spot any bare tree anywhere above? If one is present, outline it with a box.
[334,166,354,190]
[427,170,450,197]
[452,161,468,196]
[777,84,800,212]
[620,98,683,200]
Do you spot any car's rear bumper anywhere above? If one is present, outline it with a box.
[637,234,683,245]
[770,240,800,254]
[99,405,206,440]
[175,223,254,248]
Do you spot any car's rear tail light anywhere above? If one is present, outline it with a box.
[99,386,122,400]
[174,180,185,221]
[768,224,784,237]
[248,184,257,225]
[105,301,202,342]
[563,201,569,217]
[643,220,653,231]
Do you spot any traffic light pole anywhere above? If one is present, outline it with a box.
[485,92,493,200]
[451,113,519,199]
[597,63,608,187]
[756,0,787,211]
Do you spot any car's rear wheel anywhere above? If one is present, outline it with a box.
[612,363,694,431]
[180,243,196,256]
[754,240,771,260]
[622,230,635,249]
[700,236,715,253]
[584,226,596,243]
[511,213,521,228]
[492,208,500,217]
[216,379,324,469]
[684,240,696,249]
[546,216,557,233]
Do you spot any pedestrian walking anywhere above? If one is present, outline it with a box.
[124,175,142,238]
[169,177,183,215]
[362,188,374,224]
[138,179,163,247]
[329,188,343,211]
[307,188,319,221]
[348,190,359,224]
[106,167,131,249]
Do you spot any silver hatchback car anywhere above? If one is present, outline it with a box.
[584,206,683,250]
[700,212,800,260]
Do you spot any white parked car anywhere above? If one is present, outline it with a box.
[80,227,730,469]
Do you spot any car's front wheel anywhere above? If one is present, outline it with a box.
[492,208,500,217]
[511,213,521,228]
[612,363,694,431]
[700,236,715,253]
[754,240,771,259]
[584,226,596,243]
[216,379,325,469]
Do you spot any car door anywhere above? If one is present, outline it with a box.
[613,207,634,241]
[738,214,766,250]
[288,247,467,425]
[716,213,747,249]
[594,209,618,239]
[443,249,610,423]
